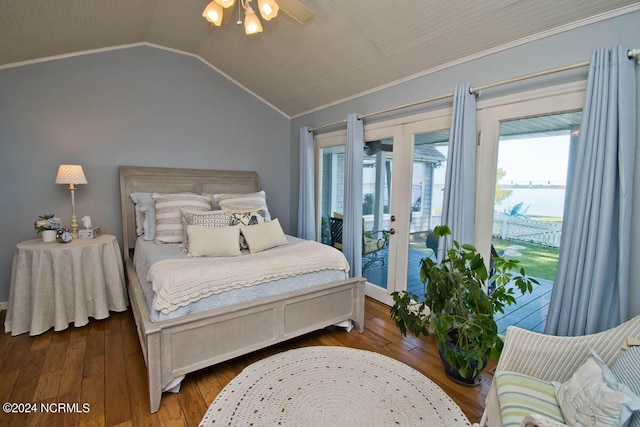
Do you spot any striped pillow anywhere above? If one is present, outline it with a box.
[152,193,211,244]
[611,347,640,427]
[495,371,565,427]
[213,191,271,221]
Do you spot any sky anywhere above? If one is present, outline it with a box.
[497,135,571,186]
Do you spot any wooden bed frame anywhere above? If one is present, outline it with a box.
[119,166,365,413]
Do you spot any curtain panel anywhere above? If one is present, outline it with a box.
[344,113,364,277]
[298,127,316,240]
[440,82,477,258]
[545,45,637,336]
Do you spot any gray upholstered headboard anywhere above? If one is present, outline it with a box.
[119,166,260,259]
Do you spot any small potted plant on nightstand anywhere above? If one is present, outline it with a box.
[34,214,63,242]
[390,225,538,385]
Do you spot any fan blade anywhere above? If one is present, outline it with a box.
[277,0,314,25]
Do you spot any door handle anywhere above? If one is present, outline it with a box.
[388,228,396,235]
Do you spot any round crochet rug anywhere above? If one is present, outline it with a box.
[200,346,471,427]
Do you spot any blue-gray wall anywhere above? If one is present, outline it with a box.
[290,10,640,318]
[2,11,639,318]
[0,45,290,303]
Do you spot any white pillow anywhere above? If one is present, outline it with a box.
[152,193,211,244]
[180,209,231,249]
[240,218,288,253]
[553,349,640,427]
[230,210,268,249]
[187,225,241,257]
[213,191,271,221]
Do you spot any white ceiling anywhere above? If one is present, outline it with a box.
[1,0,639,117]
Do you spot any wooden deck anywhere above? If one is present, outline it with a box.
[362,246,552,335]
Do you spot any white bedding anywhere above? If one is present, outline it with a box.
[133,236,350,322]
[149,240,349,314]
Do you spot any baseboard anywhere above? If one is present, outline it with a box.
[0,301,7,311]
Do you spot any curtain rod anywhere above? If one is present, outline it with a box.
[308,119,347,133]
[471,49,639,94]
[307,92,454,132]
[308,49,639,133]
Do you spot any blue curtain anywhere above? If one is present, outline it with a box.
[545,45,636,336]
[440,82,477,257]
[344,113,364,277]
[298,127,316,240]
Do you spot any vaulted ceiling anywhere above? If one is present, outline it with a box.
[1,0,638,117]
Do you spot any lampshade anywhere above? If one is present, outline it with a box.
[215,0,235,8]
[244,5,263,34]
[55,164,88,185]
[257,0,279,20]
[203,1,223,25]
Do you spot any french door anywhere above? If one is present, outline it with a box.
[475,83,585,332]
[315,111,452,305]
[315,82,586,311]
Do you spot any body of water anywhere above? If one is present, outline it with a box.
[495,187,566,219]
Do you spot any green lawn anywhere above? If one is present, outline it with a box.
[492,239,559,281]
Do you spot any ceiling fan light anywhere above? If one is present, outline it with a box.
[244,6,263,34]
[215,0,236,8]
[257,0,279,21]
[202,1,223,26]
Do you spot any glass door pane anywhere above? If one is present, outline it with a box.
[361,138,393,290]
[318,145,345,246]
[406,131,449,298]
[491,112,581,333]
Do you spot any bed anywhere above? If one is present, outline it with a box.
[119,166,366,413]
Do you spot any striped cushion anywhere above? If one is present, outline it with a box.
[213,191,271,221]
[495,371,565,427]
[152,193,211,244]
[611,347,640,427]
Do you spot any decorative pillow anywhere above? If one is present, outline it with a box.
[187,225,241,257]
[130,192,155,240]
[180,209,231,250]
[240,218,288,253]
[495,371,565,427]
[230,210,268,249]
[152,193,211,244]
[230,210,268,226]
[611,345,640,427]
[553,349,640,427]
[213,191,271,221]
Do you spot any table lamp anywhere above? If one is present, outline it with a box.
[55,164,88,238]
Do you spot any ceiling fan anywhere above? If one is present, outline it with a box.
[202,0,314,35]
[365,140,393,156]
[278,0,314,25]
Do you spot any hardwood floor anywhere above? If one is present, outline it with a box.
[0,298,491,426]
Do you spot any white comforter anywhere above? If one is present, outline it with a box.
[148,240,350,314]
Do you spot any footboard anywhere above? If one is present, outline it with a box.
[125,259,365,413]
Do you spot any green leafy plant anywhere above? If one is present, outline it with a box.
[390,225,538,383]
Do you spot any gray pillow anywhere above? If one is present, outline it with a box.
[130,192,155,241]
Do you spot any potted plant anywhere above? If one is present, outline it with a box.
[390,225,538,385]
[34,214,63,242]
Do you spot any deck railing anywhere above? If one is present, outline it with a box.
[492,214,562,248]
[359,213,562,248]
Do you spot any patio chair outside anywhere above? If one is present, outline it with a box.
[329,216,385,270]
